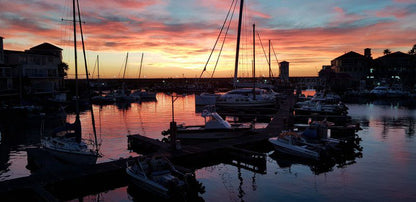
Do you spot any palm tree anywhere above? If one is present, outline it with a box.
[409,44,416,55]
[383,49,391,55]
[58,62,69,77]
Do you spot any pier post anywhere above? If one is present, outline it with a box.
[170,121,177,150]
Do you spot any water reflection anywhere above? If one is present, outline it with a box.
[1,93,416,201]
[348,103,416,140]
[269,136,363,176]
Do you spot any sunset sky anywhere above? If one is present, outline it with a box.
[1,0,415,78]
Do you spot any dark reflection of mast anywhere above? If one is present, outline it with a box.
[122,108,131,135]
[251,172,257,191]
[98,106,103,146]
[237,167,245,202]
[0,128,11,177]
[406,118,415,137]
[137,104,146,136]
[382,117,388,139]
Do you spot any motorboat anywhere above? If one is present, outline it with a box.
[175,109,252,140]
[268,131,328,160]
[216,88,276,108]
[126,156,189,199]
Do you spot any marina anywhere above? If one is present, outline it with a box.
[1,0,416,201]
[1,92,415,201]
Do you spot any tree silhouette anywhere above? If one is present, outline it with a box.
[409,44,416,55]
[58,62,69,77]
[383,49,391,55]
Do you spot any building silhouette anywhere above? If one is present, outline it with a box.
[0,37,65,100]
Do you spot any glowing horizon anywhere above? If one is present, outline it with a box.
[1,0,415,79]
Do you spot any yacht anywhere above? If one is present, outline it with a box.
[216,88,276,108]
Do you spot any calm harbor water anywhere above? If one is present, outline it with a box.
[1,93,416,201]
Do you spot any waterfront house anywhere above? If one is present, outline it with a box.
[0,37,65,101]
[373,51,416,88]
[331,49,372,83]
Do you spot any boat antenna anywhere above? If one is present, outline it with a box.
[76,0,99,152]
[233,0,244,88]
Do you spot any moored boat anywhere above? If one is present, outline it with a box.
[268,131,328,160]
[41,0,100,165]
[126,156,189,199]
[175,109,252,140]
[216,88,276,108]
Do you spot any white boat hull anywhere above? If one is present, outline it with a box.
[43,147,98,165]
[126,168,171,199]
[269,138,320,160]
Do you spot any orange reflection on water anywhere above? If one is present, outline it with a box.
[66,93,204,162]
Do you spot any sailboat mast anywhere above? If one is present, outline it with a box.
[269,40,271,78]
[97,55,100,80]
[138,53,144,79]
[73,0,80,121]
[77,0,99,152]
[123,52,129,79]
[252,23,256,100]
[233,0,244,88]
[121,52,129,95]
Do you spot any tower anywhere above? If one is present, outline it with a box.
[279,61,289,81]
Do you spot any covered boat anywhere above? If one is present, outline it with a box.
[268,131,328,160]
[126,156,189,199]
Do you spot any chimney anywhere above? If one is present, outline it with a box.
[364,48,371,59]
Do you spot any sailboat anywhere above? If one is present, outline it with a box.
[214,0,276,108]
[41,0,100,165]
[91,55,116,104]
[130,53,157,101]
[115,52,137,102]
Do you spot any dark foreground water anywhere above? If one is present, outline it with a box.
[1,93,415,201]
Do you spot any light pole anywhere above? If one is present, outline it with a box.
[170,94,182,149]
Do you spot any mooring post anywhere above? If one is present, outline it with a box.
[170,121,177,149]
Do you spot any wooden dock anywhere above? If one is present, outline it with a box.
[0,94,296,200]
[0,149,131,201]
